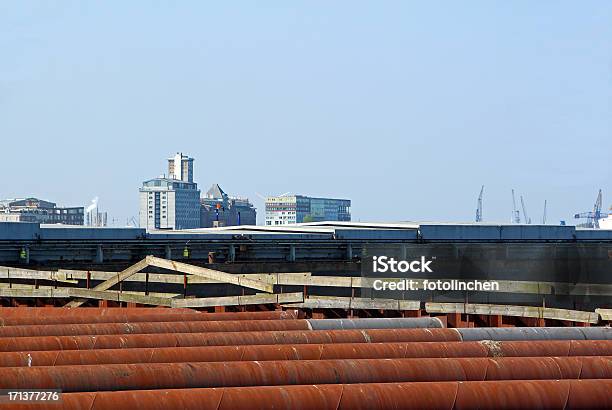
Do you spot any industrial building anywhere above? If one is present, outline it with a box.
[0,198,84,225]
[265,194,351,225]
[139,153,201,230]
[2,220,610,315]
[200,184,256,228]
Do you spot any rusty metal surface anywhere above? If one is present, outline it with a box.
[0,319,312,337]
[0,310,298,326]
[0,328,462,352]
[6,380,612,410]
[0,307,196,318]
[0,342,489,367]
[3,340,610,367]
[1,357,610,392]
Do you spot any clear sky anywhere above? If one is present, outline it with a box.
[1,1,611,226]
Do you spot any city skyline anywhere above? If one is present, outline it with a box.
[1,2,611,226]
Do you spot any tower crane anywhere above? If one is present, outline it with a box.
[475,185,484,222]
[520,196,531,224]
[574,189,609,229]
[511,189,521,223]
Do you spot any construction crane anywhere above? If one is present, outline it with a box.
[511,189,521,223]
[520,196,531,224]
[574,189,610,229]
[475,185,484,222]
[542,200,547,224]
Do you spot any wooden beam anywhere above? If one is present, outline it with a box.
[57,269,310,285]
[425,302,599,324]
[172,292,303,308]
[3,263,612,297]
[0,267,77,284]
[595,308,612,321]
[68,288,174,307]
[65,258,150,308]
[0,287,176,306]
[285,296,420,311]
[146,256,273,293]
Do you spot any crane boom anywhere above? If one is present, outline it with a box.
[512,189,521,223]
[475,185,484,222]
[520,196,531,224]
[574,189,609,228]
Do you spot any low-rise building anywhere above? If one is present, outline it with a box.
[265,195,351,226]
[200,184,256,228]
[0,198,84,225]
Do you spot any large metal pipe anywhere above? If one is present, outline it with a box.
[0,328,462,352]
[1,357,609,391]
[0,342,483,367]
[0,310,298,326]
[8,380,612,410]
[0,319,311,337]
[0,307,196,317]
[307,317,444,329]
[0,317,443,338]
[458,327,612,341]
[3,340,610,367]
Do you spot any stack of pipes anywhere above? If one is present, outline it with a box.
[0,307,610,409]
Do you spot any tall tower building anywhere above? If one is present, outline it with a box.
[140,153,200,230]
[168,153,194,182]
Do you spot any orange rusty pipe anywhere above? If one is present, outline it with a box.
[2,340,611,367]
[0,342,486,367]
[0,317,440,338]
[0,319,312,337]
[0,328,461,352]
[7,380,612,410]
[0,357,610,391]
[0,317,441,338]
[0,310,298,326]
[0,307,196,317]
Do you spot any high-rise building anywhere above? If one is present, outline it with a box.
[139,154,200,230]
[0,198,84,225]
[168,152,194,183]
[200,184,256,228]
[265,195,351,226]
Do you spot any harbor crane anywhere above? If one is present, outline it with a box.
[574,189,609,229]
[511,189,521,223]
[520,196,531,224]
[475,185,484,222]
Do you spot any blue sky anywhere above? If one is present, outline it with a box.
[1,1,611,226]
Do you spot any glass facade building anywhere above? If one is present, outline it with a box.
[265,195,351,226]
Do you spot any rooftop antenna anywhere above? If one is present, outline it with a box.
[511,189,521,223]
[475,185,484,222]
[520,195,531,224]
[542,200,547,224]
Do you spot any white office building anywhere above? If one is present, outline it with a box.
[139,153,200,230]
